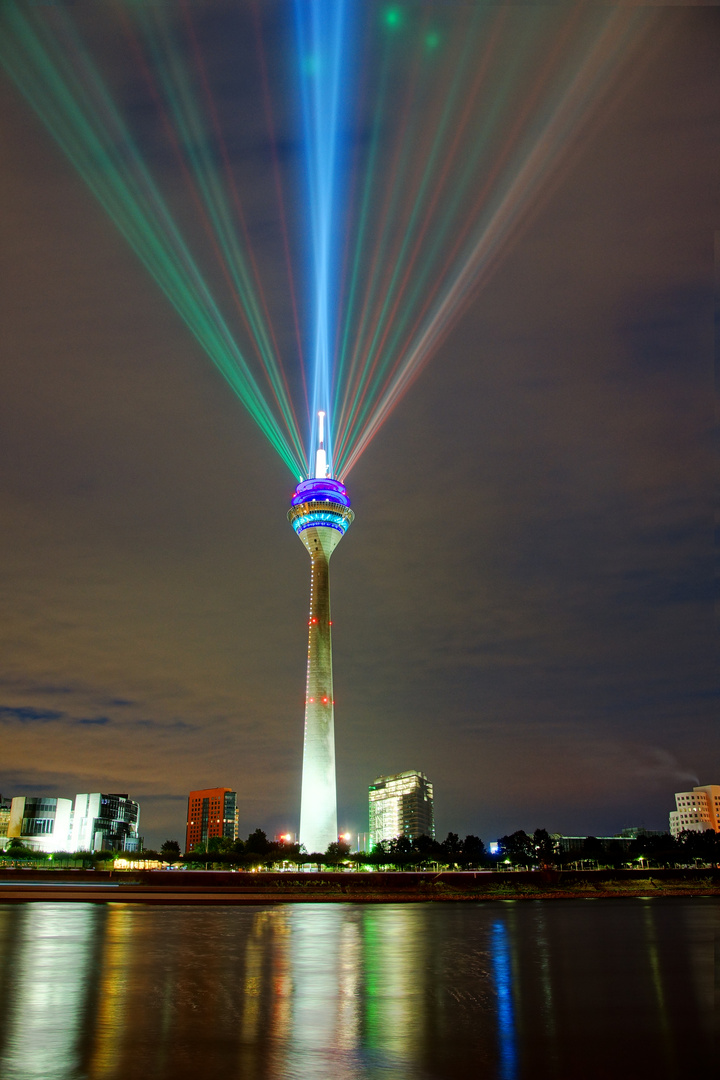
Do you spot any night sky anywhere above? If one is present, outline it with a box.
[0,1,717,850]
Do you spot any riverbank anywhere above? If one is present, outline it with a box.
[0,867,717,903]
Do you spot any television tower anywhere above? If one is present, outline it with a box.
[288,412,354,853]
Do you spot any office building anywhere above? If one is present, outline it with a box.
[553,834,632,855]
[185,788,238,852]
[669,784,720,837]
[369,771,434,848]
[8,796,73,853]
[0,796,11,851]
[71,793,141,852]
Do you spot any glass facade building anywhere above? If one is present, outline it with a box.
[368,771,434,848]
[71,793,141,852]
[0,796,11,850]
[8,796,74,852]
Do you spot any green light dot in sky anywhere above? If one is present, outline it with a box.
[383,7,403,30]
[425,32,440,51]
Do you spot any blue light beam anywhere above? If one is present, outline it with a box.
[294,0,355,476]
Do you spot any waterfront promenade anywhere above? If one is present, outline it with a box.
[0,867,717,904]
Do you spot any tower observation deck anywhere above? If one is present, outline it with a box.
[288,414,354,854]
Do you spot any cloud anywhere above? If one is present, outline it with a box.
[619,284,710,375]
[77,716,111,726]
[0,680,77,696]
[134,718,195,731]
[0,706,64,723]
[632,747,700,789]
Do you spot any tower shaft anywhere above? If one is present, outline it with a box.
[300,542,336,852]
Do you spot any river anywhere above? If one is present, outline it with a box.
[0,898,715,1079]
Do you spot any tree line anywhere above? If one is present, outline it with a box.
[2,826,717,869]
[159,826,720,870]
[491,827,720,869]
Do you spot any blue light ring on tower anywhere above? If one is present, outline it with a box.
[294,518,345,537]
[288,504,354,536]
[291,477,351,508]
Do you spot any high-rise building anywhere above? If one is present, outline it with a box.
[669,784,720,837]
[185,788,237,853]
[288,413,354,854]
[8,796,73,853]
[0,795,12,850]
[71,793,141,852]
[368,771,434,848]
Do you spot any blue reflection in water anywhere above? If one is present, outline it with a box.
[491,920,518,1080]
[0,903,97,1080]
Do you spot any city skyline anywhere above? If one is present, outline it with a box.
[0,3,717,850]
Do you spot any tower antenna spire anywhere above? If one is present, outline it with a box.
[314,410,328,479]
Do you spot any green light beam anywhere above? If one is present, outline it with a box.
[0,2,303,478]
[133,4,305,467]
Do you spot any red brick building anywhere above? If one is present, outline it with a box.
[185,788,237,853]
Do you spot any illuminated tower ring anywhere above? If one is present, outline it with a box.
[288,416,354,854]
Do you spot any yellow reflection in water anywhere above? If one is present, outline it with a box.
[89,904,134,1078]
[0,903,97,1080]
[267,908,294,1052]
[642,903,675,1072]
[241,908,279,1046]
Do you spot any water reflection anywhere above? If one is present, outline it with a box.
[90,906,134,1078]
[0,898,715,1079]
[531,905,559,1074]
[490,920,518,1080]
[642,901,675,1075]
[0,903,98,1080]
[361,906,426,1073]
[283,906,362,1077]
